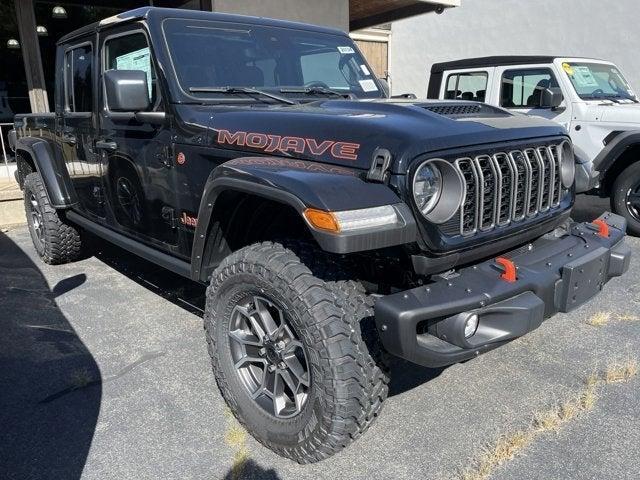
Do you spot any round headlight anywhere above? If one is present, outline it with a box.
[413,162,443,215]
[412,159,464,224]
[560,140,575,188]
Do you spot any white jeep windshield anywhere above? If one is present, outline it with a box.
[562,62,638,102]
[162,18,384,101]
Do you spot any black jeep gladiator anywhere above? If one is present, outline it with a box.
[8,7,631,463]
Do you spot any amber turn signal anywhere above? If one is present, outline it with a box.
[303,208,340,233]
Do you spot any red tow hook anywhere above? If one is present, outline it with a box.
[592,219,610,238]
[496,257,517,283]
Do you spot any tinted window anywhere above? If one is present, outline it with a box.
[104,32,157,105]
[161,18,383,100]
[445,72,487,101]
[501,68,559,108]
[64,45,93,112]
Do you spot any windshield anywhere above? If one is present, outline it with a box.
[161,18,384,101]
[562,62,638,102]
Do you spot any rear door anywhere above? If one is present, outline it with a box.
[60,38,104,218]
[438,68,494,103]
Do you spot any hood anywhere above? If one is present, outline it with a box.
[597,102,640,124]
[175,99,566,174]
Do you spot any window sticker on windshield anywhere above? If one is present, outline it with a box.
[116,47,152,98]
[360,64,371,76]
[562,62,574,75]
[573,66,599,88]
[359,79,378,92]
[337,46,355,54]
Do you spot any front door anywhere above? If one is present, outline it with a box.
[60,39,104,218]
[97,27,180,253]
[496,66,572,129]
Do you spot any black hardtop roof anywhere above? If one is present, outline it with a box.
[430,55,603,73]
[57,6,346,45]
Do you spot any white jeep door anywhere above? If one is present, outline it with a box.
[494,64,572,129]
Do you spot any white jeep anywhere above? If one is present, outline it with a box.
[428,56,640,235]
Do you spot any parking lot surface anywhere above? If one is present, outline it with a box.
[1,195,639,480]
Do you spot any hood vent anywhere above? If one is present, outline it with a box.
[421,102,508,118]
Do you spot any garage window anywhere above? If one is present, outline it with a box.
[445,72,488,102]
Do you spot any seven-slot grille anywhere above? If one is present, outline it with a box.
[453,144,565,236]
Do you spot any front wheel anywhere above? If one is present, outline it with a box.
[611,161,640,236]
[204,242,387,463]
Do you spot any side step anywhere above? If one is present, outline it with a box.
[66,211,193,280]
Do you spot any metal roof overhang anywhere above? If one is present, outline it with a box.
[349,0,460,31]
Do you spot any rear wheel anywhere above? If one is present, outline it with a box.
[204,242,388,463]
[611,162,640,236]
[23,172,82,264]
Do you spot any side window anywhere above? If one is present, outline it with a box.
[104,32,158,108]
[445,72,488,101]
[64,45,93,112]
[501,68,559,108]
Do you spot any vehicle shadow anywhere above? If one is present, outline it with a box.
[0,231,102,480]
[223,459,282,480]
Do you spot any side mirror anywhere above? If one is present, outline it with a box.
[104,69,150,112]
[540,87,564,109]
[378,77,390,98]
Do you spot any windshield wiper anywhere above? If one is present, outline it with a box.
[189,86,297,105]
[279,86,351,99]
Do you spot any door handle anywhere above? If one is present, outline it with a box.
[62,133,76,145]
[95,140,118,151]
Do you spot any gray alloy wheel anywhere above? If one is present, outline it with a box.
[27,191,45,248]
[228,295,310,418]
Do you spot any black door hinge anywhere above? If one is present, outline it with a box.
[156,145,172,169]
[367,148,392,183]
[161,206,178,228]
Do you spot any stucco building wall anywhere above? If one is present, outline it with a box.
[389,0,640,97]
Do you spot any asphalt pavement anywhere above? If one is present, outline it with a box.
[1,195,638,480]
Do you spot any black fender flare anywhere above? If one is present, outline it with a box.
[190,157,417,281]
[593,130,640,185]
[15,136,77,208]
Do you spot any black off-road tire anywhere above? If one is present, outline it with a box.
[204,242,388,463]
[611,162,640,236]
[23,172,82,264]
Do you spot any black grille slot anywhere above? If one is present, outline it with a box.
[493,153,513,225]
[446,141,568,238]
[549,145,562,206]
[456,158,478,235]
[537,147,553,210]
[474,155,497,229]
[524,149,540,216]
[424,104,482,116]
[510,151,530,220]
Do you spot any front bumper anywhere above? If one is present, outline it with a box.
[375,213,631,368]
